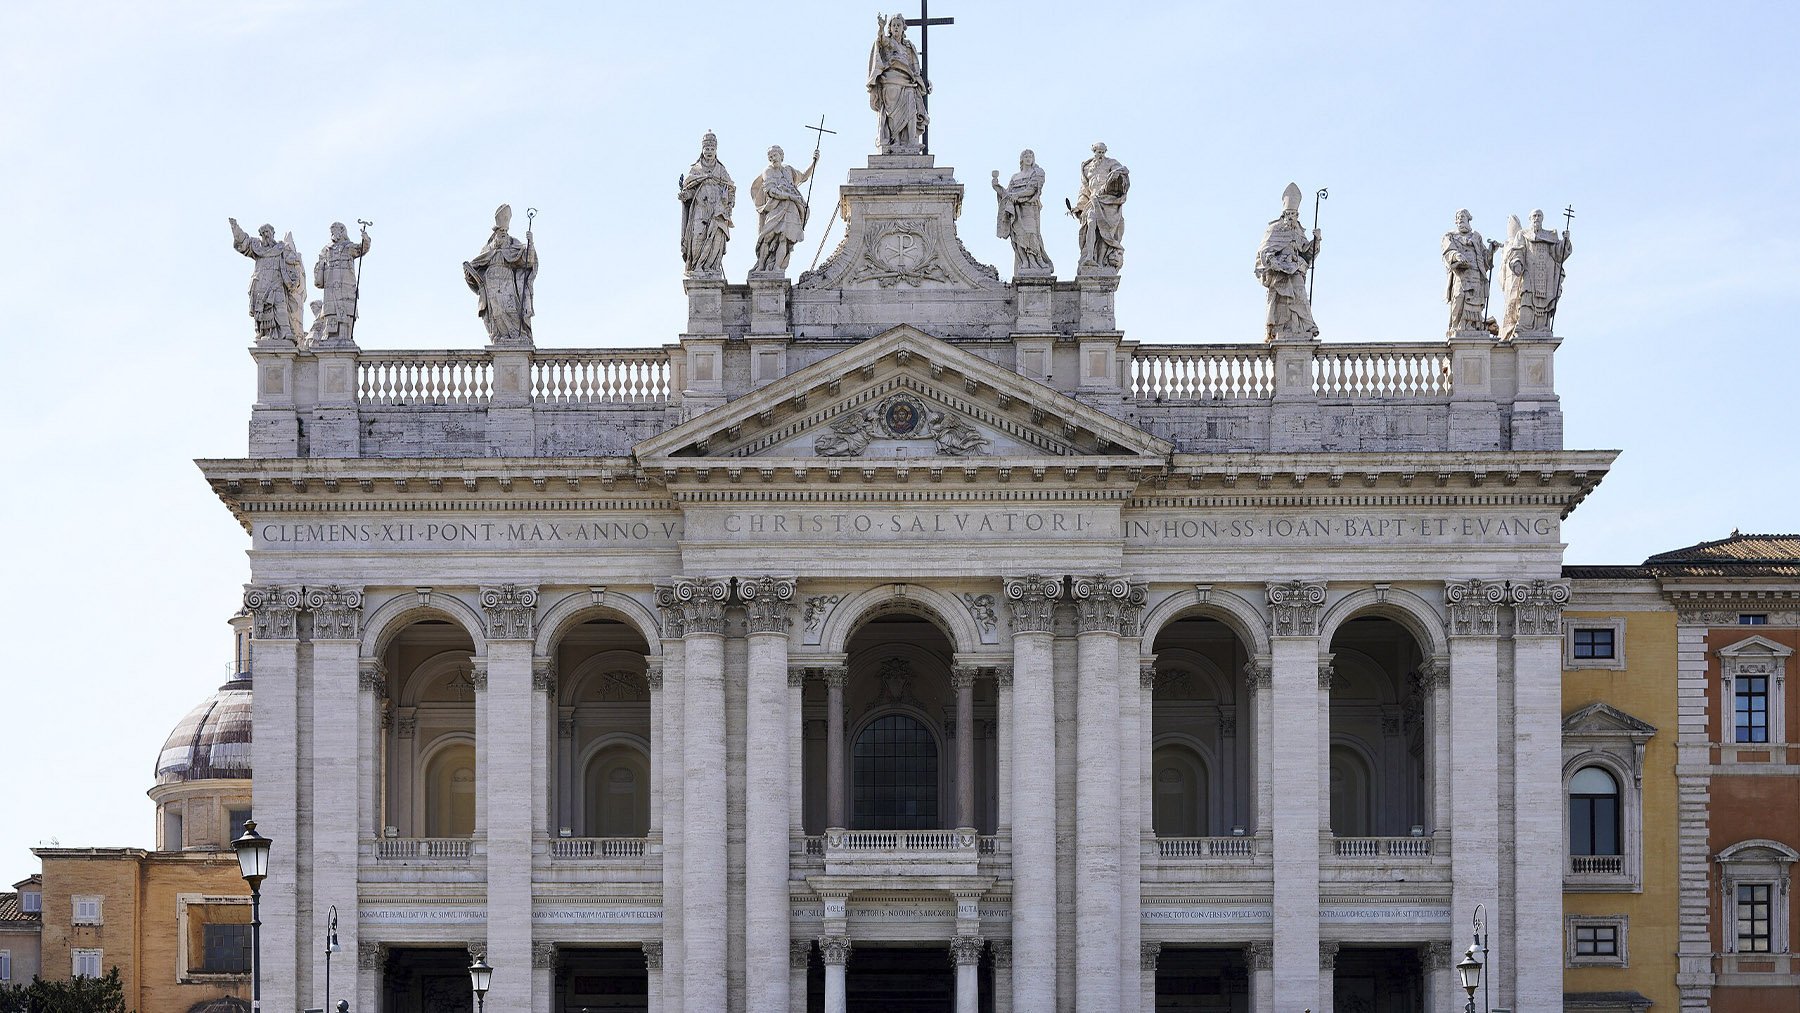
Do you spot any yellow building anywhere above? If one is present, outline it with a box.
[1561,569,1680,1013]
[32,617,253,1013]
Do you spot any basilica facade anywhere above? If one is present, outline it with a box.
[202,23,1606,1012]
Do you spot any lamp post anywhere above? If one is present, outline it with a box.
[323,904,341,1013]
[468,953,492,1013]
[232,820,273,1013]
[1470,903,1489,1013]
[1456,945,1483,1013]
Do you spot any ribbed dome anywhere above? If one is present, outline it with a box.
[155,675,253,785]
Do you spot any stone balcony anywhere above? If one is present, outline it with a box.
[815,828,984,877]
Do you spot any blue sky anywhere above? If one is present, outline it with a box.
[1,0,1795,869]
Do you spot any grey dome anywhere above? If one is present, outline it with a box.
[155,675,253,785]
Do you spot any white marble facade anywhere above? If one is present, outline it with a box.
[208,125,1603,1010]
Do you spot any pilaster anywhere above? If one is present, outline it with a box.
[306,584,363,1013]
[652,589,687,1013]
[1509,579,1569,1011]
[668,576,730,1012]
[643,940,663,1013]
[991,939,1013,1013]
[531,940,556,1013]
[1245,939,1273,1013]
[788,940,810,1013]
[1444,578,1502,1008]
[951,935,982,1013]
[1139,940,1160,1013]
[738,575,796,1013]
[1265,581,1325,1013]
[243,584,303,1013]
[1071,575,1139,1010]
[479,583,537,1013]
[1003,573,1061,1011]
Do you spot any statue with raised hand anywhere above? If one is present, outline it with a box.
[229,218,306,345]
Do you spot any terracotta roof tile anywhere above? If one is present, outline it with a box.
[1645,533,1800,564]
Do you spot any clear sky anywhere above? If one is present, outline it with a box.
[1,0,1795,873]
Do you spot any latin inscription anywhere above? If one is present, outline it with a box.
[1125,511,1557,546]
[254,516,680,550]
[716,510,1104,538]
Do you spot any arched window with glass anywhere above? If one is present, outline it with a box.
[1568,766,1621,860]
[852,713,940,830]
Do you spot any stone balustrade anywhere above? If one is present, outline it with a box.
[1569,853,1624,875]
[1332,836,1434,859]
[1155,836,1257,859]
[374,837,473,861]
[548,836,649,860]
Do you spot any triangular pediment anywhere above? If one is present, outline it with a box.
[1563,701,1657,738]
[634,326,1171,464]
[1717,634,1793,658]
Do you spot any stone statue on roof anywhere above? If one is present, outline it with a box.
[1254,183,1322,341]
[228,218,306,346]
[868,13,929,154]
[1442,209,1499,337]
[993,150,1052,276]
[464,204,537,346]
[1502,208,1573,339]
[678,132,736,277]
[1071,143,1129,273]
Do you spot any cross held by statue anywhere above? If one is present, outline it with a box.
[905,0,955,150]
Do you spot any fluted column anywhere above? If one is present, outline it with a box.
[652,593,687,1013]
[480,583,539,1013]
[1510,579,1571,1012]
[951,935,982,1013]
[740,575,797,1013]
[825,665,848,829]
[1266,581,1326,1013]
[1245,940,1273,1013]
[1444,578,1503,1013]
[667,577,730,1013]
[1004,574,1062,1011]
[243,585,303,1013]
[951,665,978,828]
[1071,575,1136,1011]
[819,936,851,1013]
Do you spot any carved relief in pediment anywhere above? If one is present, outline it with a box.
[814,391,989,458]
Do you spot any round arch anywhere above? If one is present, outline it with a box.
[561,651,653,706]
[846,704,948,831]
[533,591,662,660]
[1148,737,1214,837]
[821,585,980,656]
[417,733,478,838]
[1328,735,1381,836]
[1317,586,1447,660]
[398,650,482,707]
[1139,587,1271,660]
[360,593,487,661]
[1148,648,1237,702]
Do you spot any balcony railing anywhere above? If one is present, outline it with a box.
[824,829,977,852]
[1128,342,1455,402]
[548,837,647,860]
[375,837,472,860]
[1569,854,1625,875]
[1156,836,1255,859]
[1312,344,1452,398]
[354,348,674,407]
[357,351,494,405]
[1333,836,1433,858]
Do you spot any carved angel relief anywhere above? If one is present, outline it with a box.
[813,391,990,457]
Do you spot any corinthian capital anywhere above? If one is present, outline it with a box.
[737,575,798,635]
[1444,578,1507,637]
[1071,576,1147,636]
[1266,581,1326,638]
[1004,574,1063,634]
[665,577,731,636]
[480,583,539,640]
[243,585,303,640]
[1510,579,1571,636]
[306,584,364,641]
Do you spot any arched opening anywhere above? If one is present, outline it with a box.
[1151,745,1210,838]
[1568,765,1620,858]
[1148,614,1251,837]
[423,742,476,837]
[553,616,652,839]
[806,609,995,834]
[377,618,478,838]
[1326,616,1428,837]
[583,744,650,838]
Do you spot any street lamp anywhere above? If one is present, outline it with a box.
[1470,903,1490,1013]
[232,820,273,1013]
[1456,946,1483,1013]
[468,953,492,1013]
[323,904,341,1013]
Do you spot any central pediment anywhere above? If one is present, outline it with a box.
[633,326,1171,464]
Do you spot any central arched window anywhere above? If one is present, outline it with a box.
[1151,746,1208,837]
[424,743,477,838]
[853,713,938,829]
[1569,766,1621,856]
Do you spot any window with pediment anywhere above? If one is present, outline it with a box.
[1719,635,1791,751]
[1716,839,1797,971]
[1562,702,1655,891]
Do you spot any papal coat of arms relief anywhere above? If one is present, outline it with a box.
[813,392,989,457]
